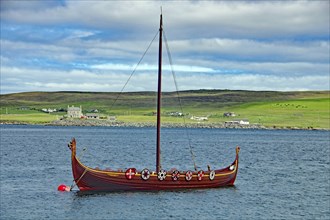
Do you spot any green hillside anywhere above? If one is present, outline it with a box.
[0,90,329,129]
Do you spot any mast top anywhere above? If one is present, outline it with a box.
[159,11,163,30]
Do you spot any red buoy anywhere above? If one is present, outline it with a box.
[58,184,70,191]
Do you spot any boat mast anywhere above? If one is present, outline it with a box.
[156,13,163,173]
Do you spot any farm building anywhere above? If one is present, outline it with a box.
[223,112,236,117]
[225,119,249,125]
[86,113,99,119]
[67,105,83,118]
[190,116,208,121]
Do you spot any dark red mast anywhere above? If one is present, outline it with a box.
[156,13,163,173]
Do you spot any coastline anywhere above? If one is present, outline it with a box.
[1,119,328,131]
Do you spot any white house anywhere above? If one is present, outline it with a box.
[225,119,249,125]
[238,119,249,125]
[67,105,83,118]
[190,116,208,121]
[41,108,57,113]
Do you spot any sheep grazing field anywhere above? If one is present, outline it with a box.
[0,90,328,129]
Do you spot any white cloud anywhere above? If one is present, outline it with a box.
[1,1,328,38]
[65,30,98,40]
[168,38,329,63]
[216,61,329,77]
[1,0,62,11]
[1,36,328,72]
[0,0,329,94]
[1,66,328,94]
[91,63,215,73]
[185,74,329,92]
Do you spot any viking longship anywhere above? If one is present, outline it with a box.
[67,13,240,192]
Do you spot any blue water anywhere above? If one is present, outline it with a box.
[0,125,329,219]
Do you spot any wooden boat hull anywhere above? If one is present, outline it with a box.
[69,139,239,192]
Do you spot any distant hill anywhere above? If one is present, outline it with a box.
[0,90,329,129]
[1,89,327,108]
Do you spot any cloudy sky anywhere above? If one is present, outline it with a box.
[0,0,329,94]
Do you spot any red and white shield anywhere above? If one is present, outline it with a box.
[158,169,167,181]
[125,168,136,180]
[197,170,204,181]
[185,170,193,181]
[141,168,150,181]
[209,170,215,180]
[171,170,180,181]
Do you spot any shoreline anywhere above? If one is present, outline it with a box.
[0,119,328,131]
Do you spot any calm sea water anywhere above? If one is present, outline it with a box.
[0,125,329,219]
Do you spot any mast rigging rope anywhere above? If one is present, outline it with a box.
[108,30,159,112]
[163,30,198,171]
[107,24,198,172]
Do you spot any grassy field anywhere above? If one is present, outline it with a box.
[217,98,329,128]
[0,90,329,129]
[0,113,59,124]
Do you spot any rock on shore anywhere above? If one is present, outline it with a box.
[48,118,264,129]
[2,119,325,130]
